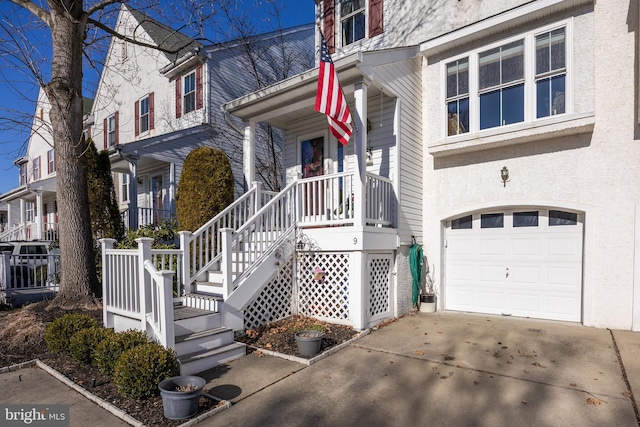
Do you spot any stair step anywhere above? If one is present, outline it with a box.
[174,308,221,335]
[195,281,223,295]
[175,327,235,355]
[178,342,246,376]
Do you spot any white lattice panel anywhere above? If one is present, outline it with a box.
[297,253,350,323]
[244,258,294,330]
[368,254,393,324]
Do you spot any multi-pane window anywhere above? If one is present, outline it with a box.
[140,96,150,133]
[445,24,568,137]
[446,58,469,135]
[25,202,35,222]
[183,72,196,114]
[19,164,26,185]
[121,173,129,203]
[479,40,525,129]
[33,157,40,180]
[536,28,566,118]
[107,114,117,147]
[341,0,365,46]
[47,149,55,174]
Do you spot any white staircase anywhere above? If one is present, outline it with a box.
[173,304,246,376]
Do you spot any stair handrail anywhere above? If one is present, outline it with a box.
[221,180,298,297]
[0,223,28,242]
[180,182,264,290]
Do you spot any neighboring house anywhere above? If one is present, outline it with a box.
[101,0,640,375]
[0,88,93,242]
[92,5,314,230]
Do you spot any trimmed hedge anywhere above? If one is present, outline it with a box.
[112,342,180,399]
[69,327,115,365]
[44,313,99,355]
[94,329,149,376]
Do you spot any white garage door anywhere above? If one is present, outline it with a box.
[445,209,583,322]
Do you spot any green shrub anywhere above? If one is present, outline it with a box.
[69,327,115,365]
[112,342,180,399]
[176,146,234,232]
[44,313,99,355]
[94,329,149,376]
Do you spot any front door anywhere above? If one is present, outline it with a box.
[151,174,163,226]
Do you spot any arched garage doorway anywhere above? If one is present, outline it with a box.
[444,208,583,322]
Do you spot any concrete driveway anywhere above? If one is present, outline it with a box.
[202,312,640,427]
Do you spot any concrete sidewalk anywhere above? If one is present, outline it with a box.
[0,312,638,426]
[200,312,640,427]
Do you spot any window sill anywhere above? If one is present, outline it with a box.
[429,112,595,157]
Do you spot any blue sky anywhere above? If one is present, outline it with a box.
[0,0,314,194]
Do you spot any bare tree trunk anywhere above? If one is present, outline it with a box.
[44,1,98,308]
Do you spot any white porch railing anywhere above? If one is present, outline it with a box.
[221,180,298,297]
[121,207,173,229]
[179,182,269,289]
[0,224,28,242]
[0,222,59,242]
[101,238,178,348]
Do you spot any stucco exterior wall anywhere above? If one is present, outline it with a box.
[420,1,640,329]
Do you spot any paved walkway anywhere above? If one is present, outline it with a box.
[0,312,638,426]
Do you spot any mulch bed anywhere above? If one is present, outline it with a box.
[236,314,359,357]
[0,303,358,425]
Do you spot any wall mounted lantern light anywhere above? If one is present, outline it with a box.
[501,166,509,187]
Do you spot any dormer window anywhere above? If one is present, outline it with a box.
[341,0,365,46]
[183,72,196,114]
[175,65,203,118]
[19,163,26,185]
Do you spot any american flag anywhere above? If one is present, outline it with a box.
[314,34,352,146]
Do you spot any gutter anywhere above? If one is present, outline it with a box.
[222,104,245,136]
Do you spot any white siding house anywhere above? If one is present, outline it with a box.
[92,5,314,229]
[221,0,640,331]
[0,88,93,242]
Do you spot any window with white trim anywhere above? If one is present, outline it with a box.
[341,0,365,46]
[139,96,150,133]
[107,114,117,147]
[19,164,26,185]
[33,157,40,180]
[445,23,568,137]
[47,149,55,174]
[25,202,35,222]
[183,72,196,114]
[121,173,129,203]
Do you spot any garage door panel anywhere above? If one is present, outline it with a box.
[478,237,508,256]
[547,235,582,257]
[446,208,583,322]
[511,237,542,256]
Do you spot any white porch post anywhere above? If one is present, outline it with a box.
[34,191,43,240]
[100,238,116,328]
[349,251,368,330]
[221,228,233,299]
[169,162,176,216]
[19,198,25,225]
[243,121,256,192]
[179,230,193,295]
[137,237,153,332]
[129,161,139,230]
[7,203,12,228]
[353,82,368,228]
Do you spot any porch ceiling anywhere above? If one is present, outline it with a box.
[223,47,418,129]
